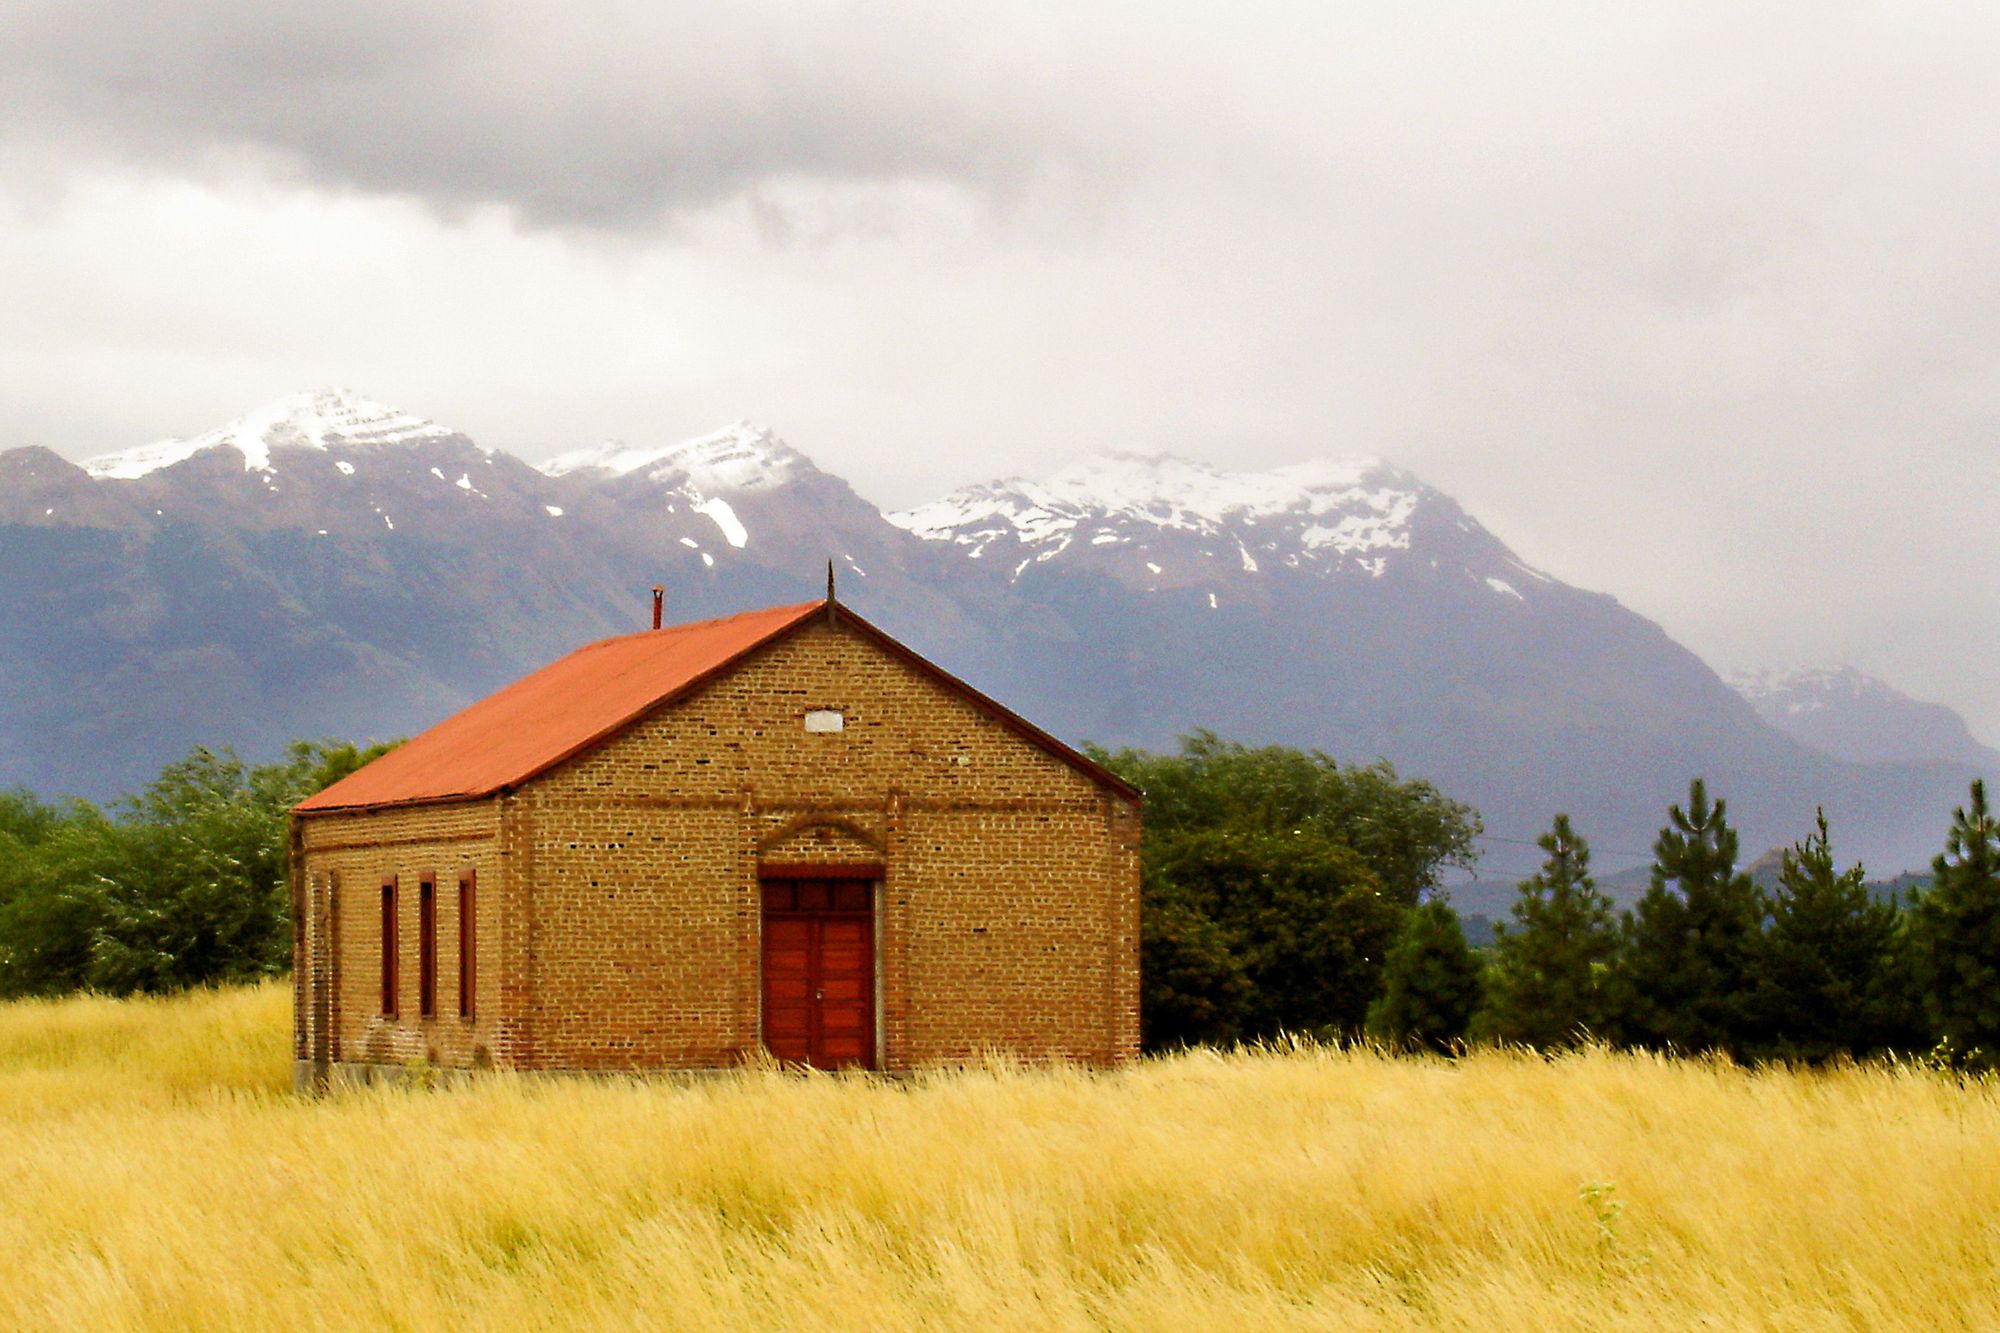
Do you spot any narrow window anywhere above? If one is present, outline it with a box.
[380,878,399,1018]
[418,876,437,1019]
[458,871,476,1020]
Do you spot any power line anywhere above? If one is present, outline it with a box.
[1472,832,1655,860]
[1457,865,1573,882]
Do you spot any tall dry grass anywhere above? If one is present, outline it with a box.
[1,983,1996,1331]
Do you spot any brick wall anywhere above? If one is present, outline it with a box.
[297,615,1140,1075]
[296,799,506,1072]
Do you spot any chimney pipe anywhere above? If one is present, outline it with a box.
[651,586,664,630]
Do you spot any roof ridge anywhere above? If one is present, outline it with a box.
[573,598,825,654]
[649,598,822,634]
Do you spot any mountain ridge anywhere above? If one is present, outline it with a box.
[3,391,1988,890]
[82,388,467,479]
[1732,666,2000,769]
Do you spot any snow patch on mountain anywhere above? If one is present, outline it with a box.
[1732,666,1877,717]
[84,389,458,479]
[539,420,807,494]
[83,436,219,481]
[694,497,749,548]
[897,453,1391,539]
[889,452,1422,576]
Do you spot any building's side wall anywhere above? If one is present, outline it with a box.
[894,801,1140,1064]
[517,617,1141,1071]
[294,799,506,1082]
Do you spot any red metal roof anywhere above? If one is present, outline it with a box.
[295,599,1138,815]
[295,601,820,814]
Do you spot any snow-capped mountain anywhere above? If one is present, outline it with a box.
[537,421,823,562]
[541,420,810,494]
[891,452,1553,605]
[0,391,1988,891]
[533,419,967,610]
[1732,667,2000,768]
[83,388,464,479]
[2,390,564,542]
[893,453,1412,570]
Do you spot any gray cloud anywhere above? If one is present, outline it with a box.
[1,0,1151,225]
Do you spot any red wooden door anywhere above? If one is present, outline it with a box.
[761,877,875,1070]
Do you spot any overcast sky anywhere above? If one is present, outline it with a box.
[2,1,1996,738]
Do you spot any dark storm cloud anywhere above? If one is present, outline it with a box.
[0,0,1117,225]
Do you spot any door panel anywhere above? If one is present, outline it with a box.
[760,876,875,1070]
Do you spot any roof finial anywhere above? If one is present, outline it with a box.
[826,559,838,625]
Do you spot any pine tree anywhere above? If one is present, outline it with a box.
[1755,808,1911,1061]
[1367,898,1483,1052]
[1609,779,1766,1058]
[1911,779,2000,1065]
[1475,814,1617,1048]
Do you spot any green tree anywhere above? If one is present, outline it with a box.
[1475,814,1617,1048]
[1143,828,1403,1044]
[0,796,102,994]
[1368,898,1482,1051]
[0,788,62,849]
[1096,732,1482,1049]
[1609,779,1767,1058]
[1753,809,1915,1061]
[1910,779,2000,1065]
[1091,730,1481,905]
[1139,888,1253,1048]
[0,738,396,997]
[0,788,64,916]
[79,746,295,993]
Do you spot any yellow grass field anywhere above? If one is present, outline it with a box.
[2,985,1997,1331]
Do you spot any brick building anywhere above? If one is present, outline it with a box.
[289,595,1141,1088]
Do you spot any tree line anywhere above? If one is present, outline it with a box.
[0,742,389,996]
[1092,732,2000,1068]
[4,730,1997,1070]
